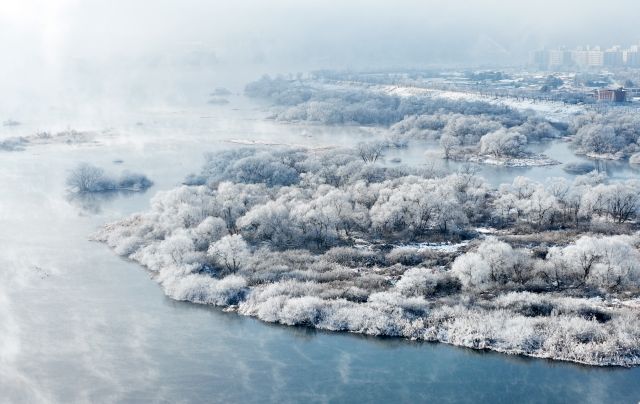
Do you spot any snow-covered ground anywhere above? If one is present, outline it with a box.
[380,85,586,122]
[393,240,470,253]
[0,130,100,151]
[463,154,560,167]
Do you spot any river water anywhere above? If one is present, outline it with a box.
[385,139,640,186]
[1,99,639,403]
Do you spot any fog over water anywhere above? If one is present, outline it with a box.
[2,115,640,402]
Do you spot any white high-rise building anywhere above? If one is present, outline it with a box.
[604,46,624,66]
[587,50,604,66]
[548,50,571,67]
[531,43,640,69]
[571,50,589,66]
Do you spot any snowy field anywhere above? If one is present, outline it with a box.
[380,85,587,122]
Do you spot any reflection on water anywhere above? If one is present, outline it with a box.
[1,102,639,403]
[66,189,151,214]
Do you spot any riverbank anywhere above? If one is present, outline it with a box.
[455,152,560,167]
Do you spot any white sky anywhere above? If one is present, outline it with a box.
[3,0,640,67]
[1,0,639,109]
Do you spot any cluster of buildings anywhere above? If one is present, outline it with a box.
[531,44,640,69]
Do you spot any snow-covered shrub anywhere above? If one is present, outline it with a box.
[323,247,384,268]
[117,171,154,191]
[165,274,248,305]
[395,268,461,297]
[385,247,432,266]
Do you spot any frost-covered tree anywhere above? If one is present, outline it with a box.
[546,235,640,288]
[445,115,503,145]
[451,238,532,289]
[511,176,536,199]
[162,233,197,267]
[574,124,619,154]
[569,111,640,157]
[193,217,228,251]
[520,186,559,228]
[450,252,491,289]
[290,199,340,249]
[493,192,519,225]
[440,133,460,159]
[237,200,297,247]
[369,177,467,235]
[581,182,640,223]
[215,182,270,233]
[356,141,385,163]
[479,129,527,157]
[67,163,110,192]
[314,187,368,237]
[208,234,251,274]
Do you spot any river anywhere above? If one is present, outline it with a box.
[1,99,639,403]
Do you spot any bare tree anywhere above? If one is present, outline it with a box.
[356,142,385,163]
[440,133,460,159]
[66,163,107,192]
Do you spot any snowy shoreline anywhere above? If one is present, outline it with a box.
[0,130,99,151]
[453,153,560,167]
[93,146,640,368]
[203,297,640,368]
[92,231,640,368]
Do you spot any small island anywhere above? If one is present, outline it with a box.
[67,163,153,193]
